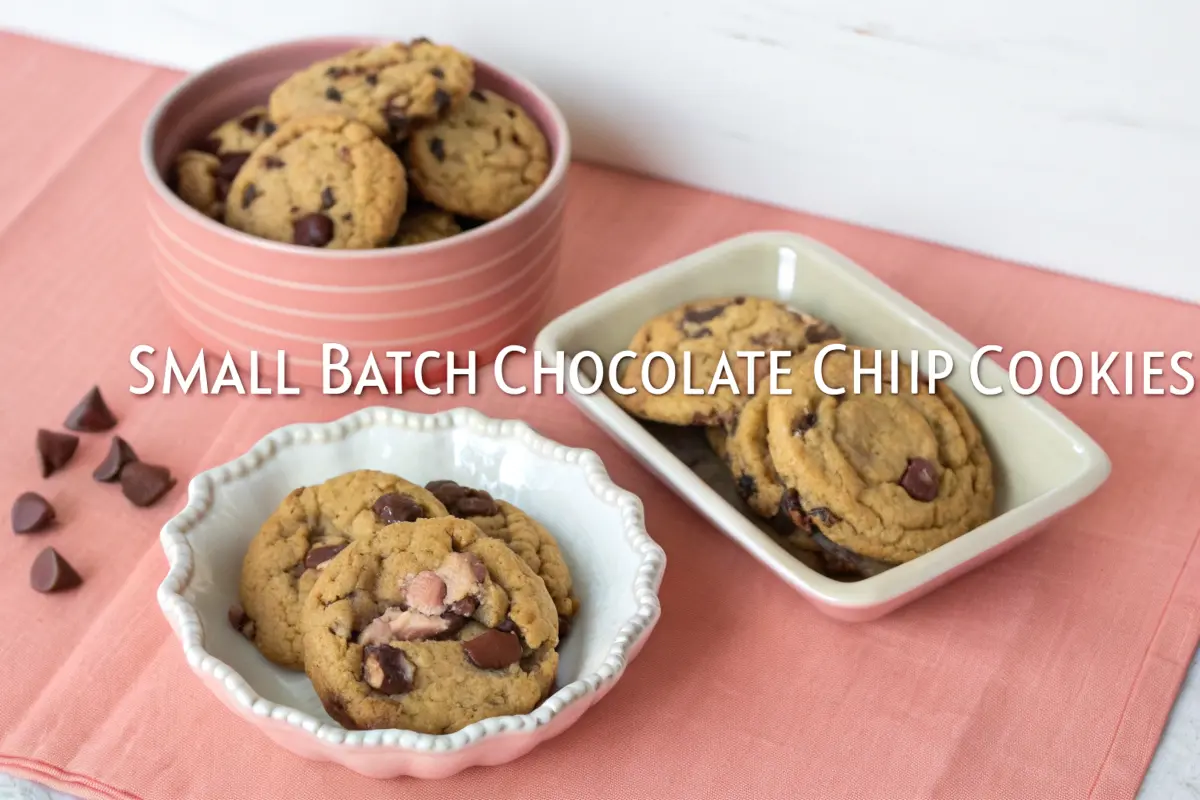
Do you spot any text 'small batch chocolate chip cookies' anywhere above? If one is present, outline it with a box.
[610,297,997,580]
[168,39,551,250]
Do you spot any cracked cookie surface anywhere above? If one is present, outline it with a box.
[425,480,578,619]
[225,115,407,249]
[237,469,448,669]
[405,89,550,220]
[269,40,474,142]
[610,296,841,427]
[765,345,995,564]
[301,517,558,733]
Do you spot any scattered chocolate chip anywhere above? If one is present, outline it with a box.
[363,644,414,694]
[900,457,939,502]
[411,36,431,45]
[433,88,451,111]
[430,66,445,78]
[365,73,378,86]
[424,480,499,517]
[93,436,138,482]
[496,617,516,633]
[228,603,255,639]
[685,326,713,339]
[36,429,79,477]
[325,86,343,102]
[372,492,426,523]
[470,89,487,102]
[806,322,842,343]
[262,121,277,136]
[239,113,262,132]
[320,187,335,210]
[292,213,335,247]
[735,474,756,500]
[197,136,222,155]
[734,296,747,304]
[341,212,353,222]
[463,629,522,670]
[262,156,285,169]
[12,492,55,534]
[793,412,817,435]
[781,489,813,532]
[428,136,446,162]
[681,304,726,325]
[30,547,81,593]
[811,507,841,526]
[120,461,175,507]
[385,106,409,139]
[215,151,250,183]
[64,386,117,432]
[505,108,516,118]
[305,543,347,570]
[325,66,347,78]
[241,183,260,209]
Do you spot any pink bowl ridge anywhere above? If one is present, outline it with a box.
[141,37,570,388]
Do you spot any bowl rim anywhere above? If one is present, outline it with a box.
[139,36,572,260]
[533,230,1112,612]
[155,405,666,751]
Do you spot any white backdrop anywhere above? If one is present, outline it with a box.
[3,0,1199,305]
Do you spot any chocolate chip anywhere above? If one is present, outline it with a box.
[372,492,426,523]
[239,113,262,132]
[385,106,409,139]
[447,596,478,617]
[810,506,841,526]
[734,296,747,304]
[64,386,117,432]
[197,136,222,155]
[781,489,813,532]
[428,136,446,162]
[505,108,516,118]
[433,88,451,111]
[320,187,335,210]
[470,89,487,102]
[263,156,284,169]
[425,480,498,517]
[735,474,756,500]
[228,603,255,639]
[338,145,352,163]
[241,183,259,209]
[320,694,359,729]
[325,86,343,102]
[681,304,726,325]
[36,429,78,477]
[288,562,306,579]
[363,644,414,694]
[806,322,841,343]
[496,617,516,633]
[120,461,175,508]
[430,66,445,78]
[900,458,939,502]
[325,66,347,78]
[411,36,431,45]
[30,547,81,593]
[92,436,138,482]
[685,326,713,339]
[305,543,346,570]
[215,151,250,183]
[342,212,353,221]
[12,492,55,534]
[463,629,522,670]
[292,213,335,247]
[365,73,378,86]
[793,412,817,435]
[263,121,277,136]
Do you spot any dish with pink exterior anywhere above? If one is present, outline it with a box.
[140,38,570,389]
[534,231,1111,621]
[156,407,664,779]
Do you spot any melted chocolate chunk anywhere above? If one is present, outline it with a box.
[372,492,426,523]
[463,629,522,670]
[900,457,939,502]
[292,213,335,247]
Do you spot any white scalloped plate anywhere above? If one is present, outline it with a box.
[155,406,665,779]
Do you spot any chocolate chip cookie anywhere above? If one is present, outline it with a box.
[199,106,276,156]
[237,470,448,669]
[391,205,462,246]
[269,40,474,143]
[765,345,995,565]
[611,296,841,427]
[225,115,408,249]
[405,89,550,221]
[301,517,558,733]
[425,480,578,619]
[172,150,227,219]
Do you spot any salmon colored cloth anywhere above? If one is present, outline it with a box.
[0,32,1198,800]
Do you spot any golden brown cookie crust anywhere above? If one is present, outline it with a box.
[238,470,448,669]
[405,89,550,220]
[202,106,275,156]
[225,115,407,249]
[611,296,841,426]
[765,346,995,563]
[173,150,224,219]
[268,40,474,141]
[301,518,558,733]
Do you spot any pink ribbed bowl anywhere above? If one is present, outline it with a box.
[141,37,569,388]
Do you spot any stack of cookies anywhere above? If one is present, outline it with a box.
[232,470,578,734]
[610,296,996,580]
[170,39,551,249]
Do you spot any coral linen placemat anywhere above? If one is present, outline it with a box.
[1,32,1198,800]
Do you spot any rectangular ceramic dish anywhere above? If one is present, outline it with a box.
[533,231,1111,620]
